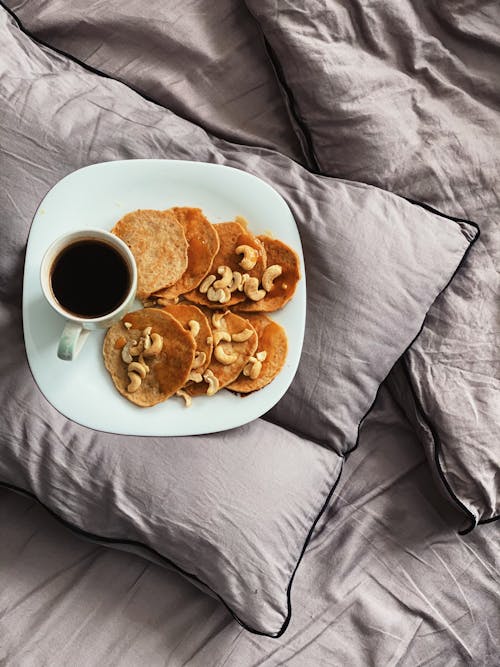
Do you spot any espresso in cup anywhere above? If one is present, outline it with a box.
[41,229,137,361]
[50,239,131,318]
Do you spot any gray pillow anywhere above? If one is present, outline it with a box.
[243,0,499,527]
[0,7,479,635]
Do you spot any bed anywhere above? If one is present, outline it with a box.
[0,1,498,665]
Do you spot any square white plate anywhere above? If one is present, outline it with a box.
[23,160,306,435]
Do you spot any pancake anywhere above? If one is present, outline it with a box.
[103,308,195,407]
[184,221,267,308]
[112,209,188,299]
[160,302,213,378]
[235,236,300,312]
[154,207,219,300]
[186,310,257,396]
[228,314,288,393]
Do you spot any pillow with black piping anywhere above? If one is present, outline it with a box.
[243,0,499,529]
[0,6,478,636]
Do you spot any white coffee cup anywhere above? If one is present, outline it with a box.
[40,229,137,361]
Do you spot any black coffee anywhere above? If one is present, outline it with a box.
[51,239,130,318]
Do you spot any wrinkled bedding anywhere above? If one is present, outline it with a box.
[0,1,499,665]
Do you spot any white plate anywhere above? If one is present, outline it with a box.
[23,160,306,436]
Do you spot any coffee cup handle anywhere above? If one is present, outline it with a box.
[57,321,90,361]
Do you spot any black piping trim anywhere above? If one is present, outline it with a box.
[242,2,320,172]
[400,360,477,535]
[0,463,343,639]
[478,515,499,525]
[261,37,320,172]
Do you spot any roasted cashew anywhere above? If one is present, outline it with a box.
[203,369,219,396]
[256,350,267,362]
[176,389,192,408]
[211,312,227,329]
[138,354,150,372]
[236,244,258,271]
[128,361,148,378]
[121,339,137,364]
[238,273,250,291]
[142,333,163,357]
[243,277,266,301]
[214,344,238,365]
[231,328,253,342]
[243,358,262,380]
[262,265,282,292]
[191,351,207,370]
[213,265,233,290]
[207,286,230,303]
[199,274,216,293]
[189,371,203,383]
[127,371,142,393]
[229,271,243,292]
[129,339,144,356]
[213,330,232,346]
[188,320,200,338]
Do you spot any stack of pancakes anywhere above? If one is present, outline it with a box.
[103,207,299,407]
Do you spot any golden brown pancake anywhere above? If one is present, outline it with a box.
[154,207,219,300]
[184,221,267,308]
[112,209,188,299]
[228,314,288,393]
[235,236,300,312]
[186,311,257,396]
[103,308,195,407]
[160,302,213,378]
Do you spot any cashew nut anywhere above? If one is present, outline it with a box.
[199,274,216,293]
[214,344,238,365]
[231,328,253,343]
[213,265,233,290]
[121,339,136,364]
[176,389,192,408]
[188,320,200,338]
[189,371,203,383]
[243,359,262,380]
[203,369,219,396]
[213,330,232,346]
[243,277,266,301]
[256,350,267,362]
[207,286,230,303]
[191,351,207,370]
[236,244,258,270]
[129,339,144,356]
[229,271,243,292]
[211,312,227,329]
[138,354,150,372]
[127,371,142,393]
[238,274,250,291]
[142,333,163,357]
[128,361,148,378]
[262,264,282,292]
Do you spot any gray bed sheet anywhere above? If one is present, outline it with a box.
[0,2,499,665]
[2,387,498,666]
